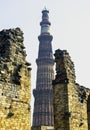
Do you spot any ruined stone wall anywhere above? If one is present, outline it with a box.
[53,49,90,130]
[0,28,31,130]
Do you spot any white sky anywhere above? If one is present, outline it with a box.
[0,0,90,122]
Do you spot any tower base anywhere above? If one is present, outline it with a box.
[32,126,54,130]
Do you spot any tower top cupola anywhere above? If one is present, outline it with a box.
[40,8,51,35]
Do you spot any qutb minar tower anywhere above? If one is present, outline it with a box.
[32,9,54,130]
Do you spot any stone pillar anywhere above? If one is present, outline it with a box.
[53,49,89,130]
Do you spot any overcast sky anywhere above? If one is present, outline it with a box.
[0,0,90,121]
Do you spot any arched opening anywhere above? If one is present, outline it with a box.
[87,95,90,129]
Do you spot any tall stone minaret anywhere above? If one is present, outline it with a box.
[32,9,54,130]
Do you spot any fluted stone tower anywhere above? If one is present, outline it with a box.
[32,9,54,130]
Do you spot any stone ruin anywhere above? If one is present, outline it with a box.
[0,27,90,130]
[53,49,90,130]
[0,28,31,130]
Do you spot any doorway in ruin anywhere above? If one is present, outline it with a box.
[87,95,90,130]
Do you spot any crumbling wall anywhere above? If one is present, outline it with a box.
[53,49,90,130]
[0,28,31,130]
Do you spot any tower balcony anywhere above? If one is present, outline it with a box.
[38,34,53,42]
[36,58,54,65]
[33,89,53,97]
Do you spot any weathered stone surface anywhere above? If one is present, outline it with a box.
[32,126,54,130]
[53,49,75,85]
[53,49,90,130]
[0,28,31,130]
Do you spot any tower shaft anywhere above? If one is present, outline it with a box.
[32,9,54,130]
